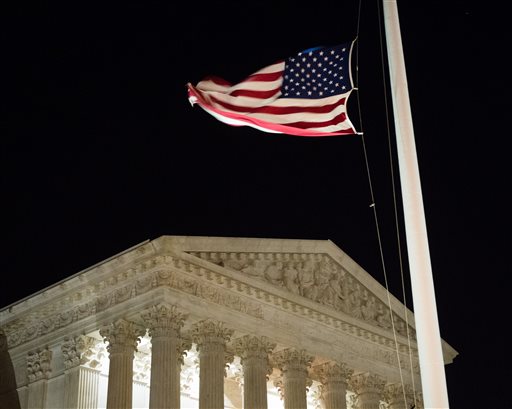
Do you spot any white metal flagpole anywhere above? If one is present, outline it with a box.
[381,1,450,408]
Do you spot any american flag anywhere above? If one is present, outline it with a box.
[187,41,358,137]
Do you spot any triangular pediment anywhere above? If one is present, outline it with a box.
[182,238,413,339]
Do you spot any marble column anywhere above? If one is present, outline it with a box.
[314,362,353,409]
[142,304,189,409]
[191,319,234,409]
[234,335,276,409]
[273,348,313,409]
[26,348,52,409]
[100,319,145,409]
[349,372,386,409]
[61,335,100,409]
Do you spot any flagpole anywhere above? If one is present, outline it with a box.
[382,1,450,408]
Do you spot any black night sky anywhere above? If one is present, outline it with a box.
[2,1,509,407]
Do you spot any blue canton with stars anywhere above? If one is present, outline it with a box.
[281,44,351,99]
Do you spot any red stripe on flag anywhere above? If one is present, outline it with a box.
[282,111,349,130]
[229,88,282,98]
[207,93,347,115]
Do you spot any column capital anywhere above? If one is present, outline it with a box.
[141,304,188,338]
[234,335,276,360]
[273,348,314,373]
[190,319,234,347]
[99,319,146,355]
[349,372,386,395]
[314,361,353,384]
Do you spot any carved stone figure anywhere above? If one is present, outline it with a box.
[361,293,377,322]
[282,262,300,295]
[264,261,284,286]
[240,256,266,278]
[298,259,316,298]
[375,304,392,329]
[324,273,346,311]
[348,284,363,319]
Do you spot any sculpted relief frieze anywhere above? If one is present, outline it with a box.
[4,302,97,348]
[188,251,413,338]
[95,268,264,319]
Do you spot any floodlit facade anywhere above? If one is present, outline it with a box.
[0,235,458,409]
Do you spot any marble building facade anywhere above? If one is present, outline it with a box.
[0,235,458,409]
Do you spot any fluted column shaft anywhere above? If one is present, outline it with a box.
[349,373,385,409]
[64,366,100,408]
[315,362,353,409]
[274,349,313,409]
[323,381,347,409]
[100,319,145,409]
[192,320,234,409]
[142,304,189,409]
[234,335,276,409]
